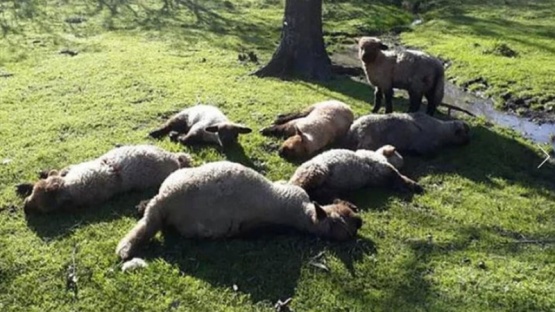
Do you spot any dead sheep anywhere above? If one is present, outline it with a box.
[345,112,470,156]
[149,104,252,150]
[18,145,193,214]
[358,37,445,115]
[289,146,422,203]
[116,161,362,260]
[260,100,354,160]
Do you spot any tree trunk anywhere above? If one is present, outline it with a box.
[254,0,332,80]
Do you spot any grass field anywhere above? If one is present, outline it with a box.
[401,0,555,116]
[1,1,554,311]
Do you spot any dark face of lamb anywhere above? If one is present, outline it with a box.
[278,127,310,160]
[23,176,67,214]
[205,123,252,149]
[358,37,389,64]
[313,200,362,241]
[451,121,471,145]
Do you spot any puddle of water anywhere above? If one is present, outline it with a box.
[332,44,555,149]
[443,83,555,147]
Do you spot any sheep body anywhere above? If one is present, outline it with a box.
[260,100,354,159]
[289,146,422,202]
[116,161,362,260]
[358,37,444,115]
[149,105,251,149]
[345,112,470,156]
[22,145,192,214]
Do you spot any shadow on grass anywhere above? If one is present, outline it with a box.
[141,228,376,303]
[24,189,156,240]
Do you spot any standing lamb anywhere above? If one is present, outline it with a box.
[358,36,445,115]
[19,145,193,214]
[149,104,252,150]
[260,100,354,160]
[116,161,362,260]
[289,145,422,203]
[344,112,470,156]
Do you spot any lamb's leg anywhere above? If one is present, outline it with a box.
[425,91,437,116]
[389,168,424,194]
[149,119,189,139]
[372,88,383,113]
[116,198,164,260]
[260,122,296,138]
[384,89,394,113]
[408,90,423,113]
[274,107,315,125]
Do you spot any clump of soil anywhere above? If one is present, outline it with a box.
[483,42,518,58]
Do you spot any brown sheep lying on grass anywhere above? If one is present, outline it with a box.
[289,145,422,203]
[149,104,252,150]
[260,100,354,160]
[358,36,445,115]
[17,145,192,214]
[116,161,362,260]
[344,112,470,156]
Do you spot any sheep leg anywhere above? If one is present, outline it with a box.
[260,123,296,138]
[274,107,315,125]
[149,119,189,139]
[389,169,424,194]
[425,91,438,116]
[372,88,383,113]
[384,89,394,113]
[116,199,164,260]
[407,91,423,113]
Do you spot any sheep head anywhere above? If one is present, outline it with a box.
[204,122,252,149]
[278,126,310,160]
[23,176,69,214]
[376,144,404,169]
[358,37,389,64]
[310,199,362,241]
[450,121,471,145]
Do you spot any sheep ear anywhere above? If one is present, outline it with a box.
[45,177,64,193]
[379,43,389,50]
[381,145,396,157]
[48,170,59,177]
[313,202,327,221]
[295,126,307,141]
[231,123,252,134]
[204,125,220,133]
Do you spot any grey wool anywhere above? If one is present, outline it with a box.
[358,37,445,115]
[289,146,422,202]
[116,161,362,260]
[345,112,470,156]
[149,104,252,149]
[22,145,193,214]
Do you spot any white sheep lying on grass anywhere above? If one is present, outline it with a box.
[289,145,422,203]
[18,145,193,214]
[116,161,362,260]
[358,37,445,115]
[260,100,354,160]
[149,104,252,150]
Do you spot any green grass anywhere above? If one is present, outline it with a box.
[1,1,554,311]
[401,0,555,113]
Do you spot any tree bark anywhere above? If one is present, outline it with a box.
[254,0,332,80]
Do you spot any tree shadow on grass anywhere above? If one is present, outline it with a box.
[140,228,376,303]
[24,189,156,240]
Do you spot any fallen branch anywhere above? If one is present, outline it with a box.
[440,103,476,117]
